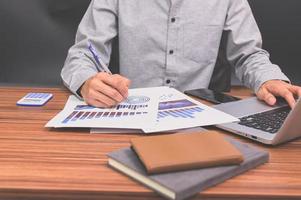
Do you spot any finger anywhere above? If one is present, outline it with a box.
[90,89,119,107]
[82,89,109,108]
[124,77,131,87]
[93,80,124,103]
[278,89,296,108]
[263,82,296,107]
[257,87,277,106]
[288,85,301,98]
[103,75,129,98]
[120,85,129,98]
[121,78,131,98]
[92,74,126,102]
[111,74,130,97]
[112,75,130,98]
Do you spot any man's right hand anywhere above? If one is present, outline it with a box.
[80,72,131,108]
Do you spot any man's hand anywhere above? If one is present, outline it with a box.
[257,80,301,108]
[80,72,131,108]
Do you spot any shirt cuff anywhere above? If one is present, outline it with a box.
[253,71,290,94]
[66,70,96,100]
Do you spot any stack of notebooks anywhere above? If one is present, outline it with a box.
[107,131,269,200]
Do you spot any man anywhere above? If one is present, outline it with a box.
[62,0,301,108]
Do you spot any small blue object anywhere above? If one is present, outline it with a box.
[17,93,53,106]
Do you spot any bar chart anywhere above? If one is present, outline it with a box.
[116,104,148,110]
[159,99,196,110]
[74,105,96,110]
[158,107,203,119]
[157,99,203,119]
[62,98,151,124]
[62,110,148,124]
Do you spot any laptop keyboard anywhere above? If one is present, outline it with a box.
[238,106,291,134]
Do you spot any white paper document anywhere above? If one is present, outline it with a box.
[46,86,239,133]
[141,87,239,133]
[46,87,161,129]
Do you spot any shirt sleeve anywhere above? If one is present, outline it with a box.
[61,0,118,96]
[224,0,290,93]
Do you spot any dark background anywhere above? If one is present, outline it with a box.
[0,0,300,87]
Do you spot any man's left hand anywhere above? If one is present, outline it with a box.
[257,80,301,108]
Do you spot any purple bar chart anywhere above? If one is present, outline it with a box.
[62,110,148,124]
[158,107,203,119]
[157,99,203,119]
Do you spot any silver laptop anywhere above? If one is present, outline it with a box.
[214,97,301,145]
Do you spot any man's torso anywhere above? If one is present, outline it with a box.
[116,0,229,91]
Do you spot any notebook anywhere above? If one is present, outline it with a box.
[107,137,269,200]
[130,131,244,174]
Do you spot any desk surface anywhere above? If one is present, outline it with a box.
[0,86,301,200]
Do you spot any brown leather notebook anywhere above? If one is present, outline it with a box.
[131,131,244,174]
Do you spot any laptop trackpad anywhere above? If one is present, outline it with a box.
[213,97,285,118]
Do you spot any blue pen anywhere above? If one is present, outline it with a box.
[88,42,112,74]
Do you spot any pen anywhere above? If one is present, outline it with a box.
[88,42,112,74]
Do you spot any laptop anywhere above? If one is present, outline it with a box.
[213,97,301,145]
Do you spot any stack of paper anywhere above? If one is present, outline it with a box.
[46,87,239,133]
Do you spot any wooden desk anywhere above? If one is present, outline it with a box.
[0,86,301,200]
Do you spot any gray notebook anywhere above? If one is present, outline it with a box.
[107,138,269,200]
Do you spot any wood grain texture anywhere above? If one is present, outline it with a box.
[0,86,301,200]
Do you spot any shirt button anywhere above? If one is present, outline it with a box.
[166,79,171,84]
[171,18,176,23]
[169,50,174,55]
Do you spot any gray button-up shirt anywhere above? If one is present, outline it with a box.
[62,0,289,96]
